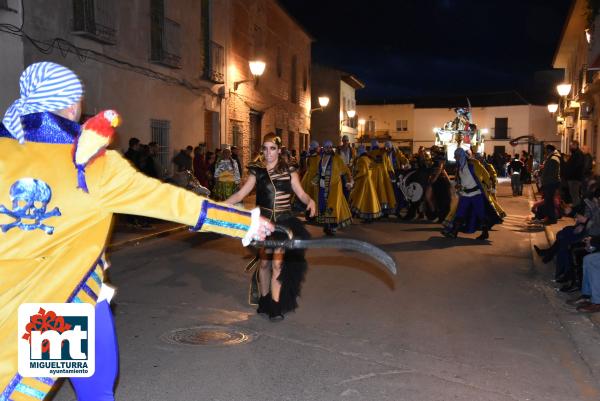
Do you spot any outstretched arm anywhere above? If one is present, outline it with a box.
[291,171,316,217]
[226,175,256,205]
[95,151,271,244]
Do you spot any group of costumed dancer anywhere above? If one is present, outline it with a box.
[298,136,505,241]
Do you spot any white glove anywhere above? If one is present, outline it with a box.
[242,208,264,246]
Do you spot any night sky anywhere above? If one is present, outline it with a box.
[279,0,573,105]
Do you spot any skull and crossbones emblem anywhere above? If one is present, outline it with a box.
[0,178,61,234]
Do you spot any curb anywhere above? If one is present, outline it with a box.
[107,225,188,252]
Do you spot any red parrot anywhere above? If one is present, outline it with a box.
[73,109,121,192]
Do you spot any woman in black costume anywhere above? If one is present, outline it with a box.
[226,133,316,320]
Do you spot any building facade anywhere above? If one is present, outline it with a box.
[356,103,558,156]
[0,0,312,173]
[224,0,312,166]
[310,64,364,146]
[553,0,600,168]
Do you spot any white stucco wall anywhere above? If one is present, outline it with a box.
[0,1,24,114]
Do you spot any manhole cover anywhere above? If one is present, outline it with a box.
[161,325,254,346]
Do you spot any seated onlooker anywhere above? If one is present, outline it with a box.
[567,243,600,313]
[536,181,600,292]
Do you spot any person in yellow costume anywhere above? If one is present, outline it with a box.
[299,140,320,212]
[369,139,397,216]
[0,62,273,401]
[317,140,353,235]
[473,151,506,218]
[350,145,382,222]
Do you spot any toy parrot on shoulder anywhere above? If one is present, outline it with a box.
[73,109,121,193]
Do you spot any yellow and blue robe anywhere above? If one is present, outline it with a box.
[0,112,254,400]
[316,154,352,229]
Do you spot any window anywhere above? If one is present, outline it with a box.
[396,120,408,131]
[290,55,298,103]
[494,117,508,139]
[151,119,170,175]
[366,119,376,135]
[150,0,181,69]
[289,131,295,150]
[72,0,116,44]
[303,67,308,92]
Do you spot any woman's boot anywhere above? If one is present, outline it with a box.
[476,225,489,240]
[269,299,284,322]
[257,293,271,315]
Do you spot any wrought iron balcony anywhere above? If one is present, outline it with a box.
[72,0,116,45]
[205,41,224,83]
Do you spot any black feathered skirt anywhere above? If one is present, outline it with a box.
[266,213,310,313]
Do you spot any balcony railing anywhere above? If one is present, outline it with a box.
[150,17,181,69]
[72,0,116,44]
[205,41,224,83]
[490,127,512,140]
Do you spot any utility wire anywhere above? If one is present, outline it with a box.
[0,22,209,95]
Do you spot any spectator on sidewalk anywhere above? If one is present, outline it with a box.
[139,144,159,179]
[148,141,164,180]
[508,154,525,196]
[124,137,141,168]
[173,145,193,171]
[541,144,562,225]
[564,140,585,208]
[569,244,600,313]
[193,146,204,182]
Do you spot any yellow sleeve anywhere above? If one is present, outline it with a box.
[96,151,252,239]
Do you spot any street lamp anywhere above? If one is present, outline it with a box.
[310,96,330,113]
[547,103,559,113]
[234,60,266,91]
[556,83,572,97]
[347,110,356,118]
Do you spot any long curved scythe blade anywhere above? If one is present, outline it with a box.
[251,238,397,275]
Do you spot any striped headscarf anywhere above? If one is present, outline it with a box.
[3,62,84,143]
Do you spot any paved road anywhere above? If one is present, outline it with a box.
[54,183,600,401]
